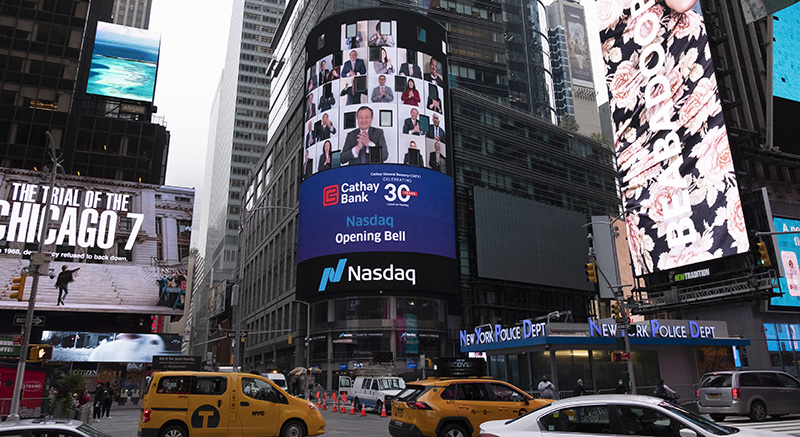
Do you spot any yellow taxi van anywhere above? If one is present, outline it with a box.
[137,371,325,437]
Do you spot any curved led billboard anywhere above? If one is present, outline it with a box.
[297,9,455,300]
[598,1,748,276]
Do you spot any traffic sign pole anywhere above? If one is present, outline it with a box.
[9,131,58,420]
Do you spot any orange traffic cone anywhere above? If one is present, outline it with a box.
[349,400,356,415]
[322,392,327,410]
[317,391,322,409]
[341,395,348,414]
[331,393,338,413]
[361,403,367,417]
[380,402,387,417]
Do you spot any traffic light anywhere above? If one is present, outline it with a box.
[611,303,620,322]
[425,358,432,368]
[585,262,598,283]
[756,242,771,266]
[28,344,53,362]
[10,275,26,301]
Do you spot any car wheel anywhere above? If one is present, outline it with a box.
[749,400,767,422]
[281,420,307,437]
[438,423,468,437]
[518,408,527,416]
[159,425,188,437]
[376,400,383,414]
[709,414,726,422]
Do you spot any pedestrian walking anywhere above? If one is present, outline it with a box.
[102,382,113,418]
[573,378,586,397]
[653,379,678,405]
[537,375,557,399]
[92,381,105,420]
[615,379,627,394]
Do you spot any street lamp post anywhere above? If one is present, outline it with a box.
[8,132,60,420]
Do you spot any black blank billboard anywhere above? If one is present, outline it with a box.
[473,187,593,291]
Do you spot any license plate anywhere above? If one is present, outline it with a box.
[709,394,719,400]
[396,408,403,417]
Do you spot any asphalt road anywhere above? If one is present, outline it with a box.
[89,403,393,437]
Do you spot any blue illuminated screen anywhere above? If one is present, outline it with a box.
[771,217,800,309]
[86,22,161,102]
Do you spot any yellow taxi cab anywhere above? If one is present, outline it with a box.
[138,371,325,437]
[389,377,553,437]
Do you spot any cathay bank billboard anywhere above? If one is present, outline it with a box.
[297,165,456,299]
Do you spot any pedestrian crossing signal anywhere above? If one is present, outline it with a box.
[10,275,26,301]
[28,344,53,361]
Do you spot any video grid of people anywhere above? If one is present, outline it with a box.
[301,19,449,180]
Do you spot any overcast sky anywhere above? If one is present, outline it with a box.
[149,0,232,192]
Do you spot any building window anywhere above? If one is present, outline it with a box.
[417,27,427,42]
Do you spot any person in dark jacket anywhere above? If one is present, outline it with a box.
[55,265,80,306]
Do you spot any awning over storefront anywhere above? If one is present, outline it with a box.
[459,318,750,354]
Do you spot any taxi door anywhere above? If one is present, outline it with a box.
[488,382,532,419]
[186,375,230,437]
[452,382,497,426]
[234,376,283,436]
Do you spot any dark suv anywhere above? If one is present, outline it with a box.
[697,370,800,421]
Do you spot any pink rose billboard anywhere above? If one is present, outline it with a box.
[599,0,749,275]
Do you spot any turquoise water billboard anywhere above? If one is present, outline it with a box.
[86,21,161,102]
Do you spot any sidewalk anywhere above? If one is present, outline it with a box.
[89,405,141,437]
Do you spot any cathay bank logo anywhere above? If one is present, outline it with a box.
[319,258,347,291]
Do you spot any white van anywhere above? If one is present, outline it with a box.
[262,372,288,390]
[350,376,405,413]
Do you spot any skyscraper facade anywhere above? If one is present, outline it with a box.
[230,0,618,386]
[0,0,169,184]
[112,0,152,29]
[546,0,601,135]
[189,0,284,362]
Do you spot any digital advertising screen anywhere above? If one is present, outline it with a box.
[0,171,187,316]
[301,19,449,179]
[771,217,800,310]
[41,331,181,363]
[598,0,749,276]
[86,21,161,102]
[298,12,455,299]
[562,3,593,88]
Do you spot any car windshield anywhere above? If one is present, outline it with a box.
[378,378,405,390]
[78,423,115,437]
[661,402,738,435]
[700,374,732,388]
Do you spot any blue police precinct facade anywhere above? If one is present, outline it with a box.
[460,318,749,398]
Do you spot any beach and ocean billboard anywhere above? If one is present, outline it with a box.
[86,21,161,102]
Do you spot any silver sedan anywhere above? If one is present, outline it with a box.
[478,394,789,437]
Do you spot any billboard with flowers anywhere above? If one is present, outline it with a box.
[598,0,749,275]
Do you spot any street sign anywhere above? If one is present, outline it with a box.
[13,315,45,326]
[226,331,247,338]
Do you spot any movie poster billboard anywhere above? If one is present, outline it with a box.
[563,3,594,88]
[86,21,161,102]
[41,332,181,363]
[598,0,749,275]
[0,170,190,315]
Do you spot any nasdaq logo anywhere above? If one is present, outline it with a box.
[319,258,347,291]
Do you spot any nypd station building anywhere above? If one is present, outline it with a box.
[460,317,749,398]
